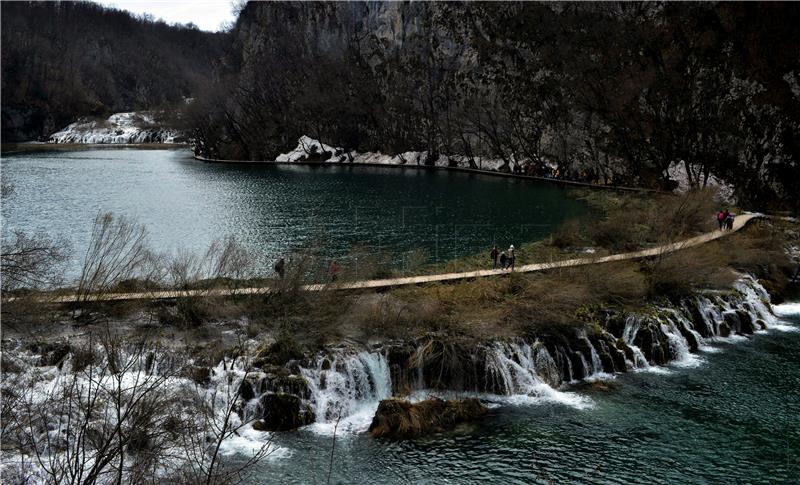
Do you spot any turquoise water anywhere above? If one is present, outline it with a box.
[250,305,800,484]
[1,149,583,278]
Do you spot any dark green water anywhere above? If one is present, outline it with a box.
[1,149,583,278]
[252,306,800,484]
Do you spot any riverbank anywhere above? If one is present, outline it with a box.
[0,141,186,155]
[193,152,665,194]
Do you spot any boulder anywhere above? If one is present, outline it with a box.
[722,311,740,335]
[368,398,488,439]
[258,392,315,431]
[736,310,755,334]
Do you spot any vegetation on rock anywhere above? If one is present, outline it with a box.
[368,398,488,439]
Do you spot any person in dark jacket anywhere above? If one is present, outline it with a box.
[717,210,725,230]
[726,212,735,231]
[499,251,508,270]
[490,245,499,269]
[274,257,285,279]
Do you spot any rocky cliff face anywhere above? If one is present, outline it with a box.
[193,1,800,211]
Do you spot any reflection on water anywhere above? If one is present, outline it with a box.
[2,149,584,278]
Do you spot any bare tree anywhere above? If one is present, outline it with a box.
[1,229,70,292]
[1,179,70,293]
[177,356,273,485]
[2,337,272,484]
[74,212,151,309]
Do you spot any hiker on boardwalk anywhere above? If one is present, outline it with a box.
[508,245,516,271]
[717,210,725,230]
[329,260,340,282]
[499,251,508,270]
[725,212,735,231]
[490,245,499,269]
[274,257,285,279]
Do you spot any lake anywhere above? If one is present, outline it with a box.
[1,148,584,280]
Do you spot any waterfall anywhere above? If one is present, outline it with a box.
[622,316,650,369]
[561,345,575,382]
[696,296,723,336]
[533,344,562,388]
[734,277,777,327]
[582,337,604,376]
[577,351,591,378]
[484,342,592,408]
[414,345,425,391]
[299,351,391,433]
[657,311,699,367]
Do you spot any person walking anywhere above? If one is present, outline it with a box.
[726,212,735,231]
[490,245,499,269]
[274,257,285,279]
[508,245,516,271]
[329,260,340,282]
[722,209,730,231]
[499,251,508,270]
[717,210,725,230]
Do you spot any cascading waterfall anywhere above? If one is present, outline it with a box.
[299,351,391,432]
[533,343,562,388]
[696,295,725,336]
[581,336,605,377]
[622,316,650,369]
[484,342,590,408]
[251,277,782,431]
[657,310,698,367]
[414,346,425,391]
[734,277,777,327]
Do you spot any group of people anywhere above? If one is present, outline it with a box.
[490,244,516,270]
[717,209,736,231]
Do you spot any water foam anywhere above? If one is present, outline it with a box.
[773,302,800,317]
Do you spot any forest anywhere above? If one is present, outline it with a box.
[1,0,228,142]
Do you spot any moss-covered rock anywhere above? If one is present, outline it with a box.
[258,392,315,431]
[368,398,487,439]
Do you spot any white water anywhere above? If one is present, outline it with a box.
[658,310,703,368]
[485,342,593,409]
[5,277,790,476]
[300,351,392,435]
[774,302,800,316]
[621,316,650,369]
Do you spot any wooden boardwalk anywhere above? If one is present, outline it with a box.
[37,213,761,304]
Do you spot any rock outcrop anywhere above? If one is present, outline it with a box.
[368,398,488,439]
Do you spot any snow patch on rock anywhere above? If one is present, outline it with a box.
[276,136,509,171]
[49,111,184,144]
